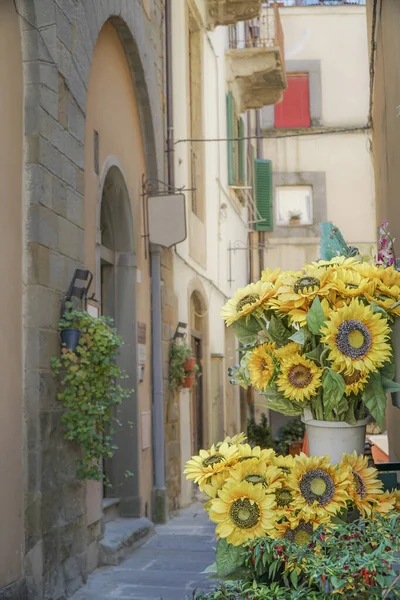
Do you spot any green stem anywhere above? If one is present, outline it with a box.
[254,316,273,341]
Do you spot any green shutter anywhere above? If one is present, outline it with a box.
[238,117,245,184]
[227,92,235,185]
[254,159,273,232]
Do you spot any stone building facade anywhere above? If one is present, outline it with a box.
[0,1,172,598]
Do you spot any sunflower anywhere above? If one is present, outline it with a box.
[377,264,400,289]
[184,442,240,490]
[237,443,275,465]
[331,268,375,300]
[272,268,333,316]
[228,458,285,493]
[366,281,400,317]
[272,454,296,475]
[273,516,329,544]
[202,470,231,499]
[248,343,277,391]
[221,281,275,327]
[275,342,301,361]
[217,432,247,448]
[261,267,281,284]
[277,354,322,403]
[209,480,276,545]
[304,256,362,272]
[374,490,397,515]
[320,299,392,375]
[339,452,383,516]
[288,454,352,519]
[342,369,369,396]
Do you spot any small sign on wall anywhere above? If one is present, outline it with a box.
[137,322,147,383]
[141,411,152,450]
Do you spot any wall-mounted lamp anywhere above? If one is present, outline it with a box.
[60,269,93,318]
[173,322,187,340]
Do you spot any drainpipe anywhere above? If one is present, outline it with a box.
[151,0,174,525]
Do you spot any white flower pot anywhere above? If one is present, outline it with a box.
[302,410,369,463]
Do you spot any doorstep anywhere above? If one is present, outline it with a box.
[99,516,155,566]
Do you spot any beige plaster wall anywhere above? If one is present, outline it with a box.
[0,0,24,588]
[84,22,153,520]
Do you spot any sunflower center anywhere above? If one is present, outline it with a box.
[336,319,372,359]
[244,474,267,487]
[294,529,312,546]
[238,456,255,463]
[278,466,292,475]
[230,498,260,529]
[236,294,260,313]
[353,471,366,499]
[299,469,335,506]
[293,276,320,294]
[275,488,293,508]
[310,477,327,496]
[343,370,362,385]
[288,364,313,388]
[202,454,224,467]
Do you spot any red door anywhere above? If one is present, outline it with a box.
[275,74,311,129]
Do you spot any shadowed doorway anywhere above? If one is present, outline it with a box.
[99,165,141,517]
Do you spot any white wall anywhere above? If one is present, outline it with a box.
[262,5,375,273]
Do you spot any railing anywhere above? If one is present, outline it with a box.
[228,2,285,52]
[262,1,365,6]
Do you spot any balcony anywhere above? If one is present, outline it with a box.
[225,3,287,113]
[206,0,262,29]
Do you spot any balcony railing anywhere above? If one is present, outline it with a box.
[262,1,365,6]
[225,2,287,112]
[206,0,262,29]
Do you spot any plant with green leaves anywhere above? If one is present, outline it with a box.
[223,254,400,426]
[274,420,305,455]
[247,413,274,449]
[169,341,196,392]
[51,309,132,481]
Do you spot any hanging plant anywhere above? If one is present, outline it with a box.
[51,309,132,481]
[169,342,197,392]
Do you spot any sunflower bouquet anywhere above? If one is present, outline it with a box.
[184,435,400,596]
[222,256,400,427]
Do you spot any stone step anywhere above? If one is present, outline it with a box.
[99,517,154,567]
[102,497,121,524]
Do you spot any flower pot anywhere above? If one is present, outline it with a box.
[183,374,195,389]
[302,412,369,463]
[289,440,303,456]
[184,357,196,372]
[60,328,80,352]
[290,218,300,226]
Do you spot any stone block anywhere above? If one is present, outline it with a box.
[0,578,28,600]
[39,329,59,369]
[25,163,52,208]
[40,61,59,93]
[56,6,73,51]
[62,482,86,524]
[58,216,84,263]
[24,134,40,164]
[82,0,99,46]
[61,156,77,188]
[43,564,65,600]
[24,540,44,599]
[58,518,87,562]
[67,63,87,113]
[41,487,64,534]
[27,243,50,286]
[34,0,57,28]
[67,100,85,144]
[40,84,59,120]
[48,249,70,291]
[87,520,102,545]
[167,441,180,461]
[39,24,58,64]
[63,131,84,169]
[76,167,85,195]
[73,37,91,85]
[58,74,70,128]
[86,541,98,574]
[51,175,68,218]
[27,284,60,329]
[40,137,63,179]
[65,188,84,228]
[25,493,42,552]
[24,83,41,136]
[39,370,59,410]
[167,400,179,423]
[27,204,59,250]
[63,555,85,597]
[98,517,154,566]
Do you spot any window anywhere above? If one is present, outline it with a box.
[254,159,273,232]
[275,74,310,128]
[276,185,313,226]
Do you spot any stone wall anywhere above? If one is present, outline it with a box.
[160,248,181,513]
[13,1,167,598]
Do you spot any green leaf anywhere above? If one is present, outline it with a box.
[322,368,345,418]
[306,297,326,335]
[343,396,357,425]
[289,329,305,345]
[290,568,298,589]
[258,388,303,416]
[381,375,400,393]
[201,562,217,575]
[362,372,387,429]
[267,314,292,346]
[381,358,396,380]
[230,318,260,345]
[305,344,324,365]
[370,302,389,317]
[215,539,247,577]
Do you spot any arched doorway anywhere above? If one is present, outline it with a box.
[189,291,207,453]
[99,164,140,517]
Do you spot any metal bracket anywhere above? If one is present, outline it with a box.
[172,322,187,341]
[60,269,93,318]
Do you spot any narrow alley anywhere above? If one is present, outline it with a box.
[71,504,214,600]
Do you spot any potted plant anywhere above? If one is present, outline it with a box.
[221,222,400,461]
[59,306,81,351]
[169,342,197,392]
[184,433,400,599]
[289,211,302,226]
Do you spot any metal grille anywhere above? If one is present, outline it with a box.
[262,1,366,6]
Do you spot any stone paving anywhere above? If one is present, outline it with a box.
[72,503,215,600]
